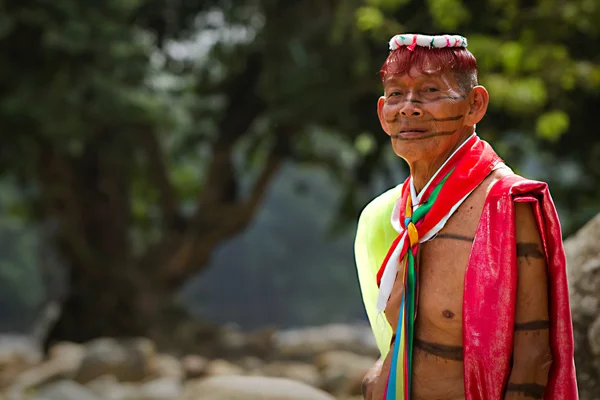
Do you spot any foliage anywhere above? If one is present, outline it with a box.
[0,0,598,339]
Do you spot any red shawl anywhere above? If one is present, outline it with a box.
[464,174,579,399]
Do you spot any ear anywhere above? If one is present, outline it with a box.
[377,96,391,136]
[465,86,489,125]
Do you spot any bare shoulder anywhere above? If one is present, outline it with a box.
[445,164,514,229]
[484,164,515,196]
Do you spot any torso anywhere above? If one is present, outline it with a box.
[373,166,512,400]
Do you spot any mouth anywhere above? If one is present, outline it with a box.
[395,128,429,138]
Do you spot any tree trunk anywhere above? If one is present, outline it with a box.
[38,131,164,346]
[44,261,165,345]
[37,120,286,348]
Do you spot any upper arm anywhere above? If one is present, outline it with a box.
[512,201,552,369]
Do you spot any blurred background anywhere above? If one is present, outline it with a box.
[0,0,599,399]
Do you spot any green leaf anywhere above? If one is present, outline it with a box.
[355,7,385,32]
[499,42,523,75]
[367,0,411,11]
[426,0,470,30]
[536,110,570,141]
[355,133,376,155]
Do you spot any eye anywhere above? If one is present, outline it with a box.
[424,87,439,93]
[389,91,402,97]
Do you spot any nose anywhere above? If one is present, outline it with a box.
[399,102,423,118]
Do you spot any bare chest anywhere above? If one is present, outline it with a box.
[383,179,492,339]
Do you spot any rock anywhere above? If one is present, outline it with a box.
[48,342,86,365]
[6,342,85,398]
[204,359,245,377]
[588,316,600,356]
[180,375,335,400]
[85,375,182,400]
[74,337,156,383]
[34,380,102,400]
[151,354,183,380]
[262,361,321,387]
[85,375,139,400]
[218,324,246,353]
[314,350,376,396]
[181,355,209,379]
[275,324,378,360]
[238,356,265,375]
[0,335,43,389]
[244,327,277,357]
[215,325,277,359]
[0,335,43,365]
[137,377,182,399]
[564,213,600,398]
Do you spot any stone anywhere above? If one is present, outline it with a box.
[244,327,277,357]
[262,361,321,387]
[33,380,102,400]
[564,212,600,399]
[137,377,182,399]
[579,295,600,317]
[275,324,378,359]
[151,354,183,380]
[0,335,43,365]
[85,375,139,400]
[181,355,209,379]
[74,337,156,383]
[204,359,244,377]
[0,335,44,389]
[48,342,86,366]
[588,316,600,356]
[238,356,265,374]
[6,342,85,397]
[314,350,376,396]
[218,324,246,352]
[180,375,335,400]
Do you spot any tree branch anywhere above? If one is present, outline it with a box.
[163,130,290,287]
[138,51,268,283]
[137,128,182,229]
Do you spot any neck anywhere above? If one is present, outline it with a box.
[410,130,474,194]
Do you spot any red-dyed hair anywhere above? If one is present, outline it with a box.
[380,46,479,92]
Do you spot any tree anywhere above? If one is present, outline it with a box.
[0,0,387,343]
[0,0,598,345]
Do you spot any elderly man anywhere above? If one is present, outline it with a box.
[355,34,578,400]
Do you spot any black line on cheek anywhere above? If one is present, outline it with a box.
[505,383,546,399]
[429,114,464,122]
[414,339,463,361]
[417,95,467,104]
[514,320,550,331]
[391,130,456,141]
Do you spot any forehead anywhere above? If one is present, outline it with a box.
[383,66,458,87]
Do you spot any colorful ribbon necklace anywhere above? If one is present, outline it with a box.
[375,134,501,399]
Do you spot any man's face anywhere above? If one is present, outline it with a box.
[377,67,479,164]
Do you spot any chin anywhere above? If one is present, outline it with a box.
[391,139,440,164]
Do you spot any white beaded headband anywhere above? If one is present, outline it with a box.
[389,34,468,51]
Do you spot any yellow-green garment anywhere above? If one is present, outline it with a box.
[354,183,403,359]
